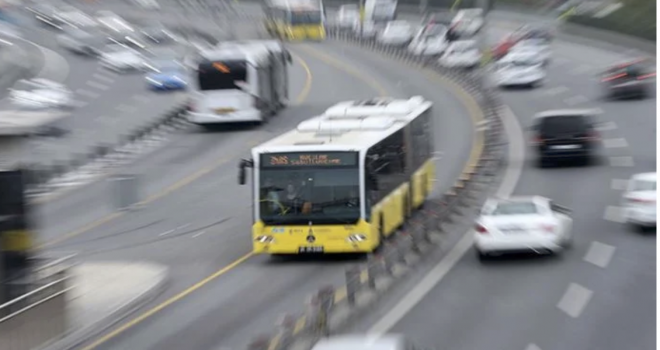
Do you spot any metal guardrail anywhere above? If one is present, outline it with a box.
[0,259,73,350]
[246,22,508,350]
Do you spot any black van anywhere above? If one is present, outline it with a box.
[529,110,601,167]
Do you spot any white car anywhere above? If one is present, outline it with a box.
[510,38,552,65]
[474,196,573,260]
[99,44,147,72]
[622,172,656,230]
[9,79,74,110]
[95,11,134,34]
[337,5,359,29]
[438,40,481,69]
[450,8,484,37]
[353,20,379,39]
[377,21,413,46]
[408,34,448,56]
[55,8,98,29]
[494,54,546,87]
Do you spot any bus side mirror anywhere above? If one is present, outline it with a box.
[238,158,253,185]
[286,50,293,64]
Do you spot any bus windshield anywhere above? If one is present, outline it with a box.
[258,152,361,225]
[289,10,322,24]
[196,60,247,91]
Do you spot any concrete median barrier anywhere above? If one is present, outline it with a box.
[244,25,509,350]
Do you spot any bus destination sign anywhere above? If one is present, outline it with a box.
[261,152,357,167]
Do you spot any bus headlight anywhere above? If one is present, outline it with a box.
[255,235,275,243]
[347,234,367,242]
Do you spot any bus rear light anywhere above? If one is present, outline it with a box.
[255,235,275,243]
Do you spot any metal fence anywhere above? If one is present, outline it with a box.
[0,272,72,350]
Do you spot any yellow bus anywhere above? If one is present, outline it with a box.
[238,96,435,255]
[263,0,326,41]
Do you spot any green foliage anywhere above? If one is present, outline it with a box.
[568,1,656,41]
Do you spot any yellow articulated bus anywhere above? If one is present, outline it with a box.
[238,96,435,255]
[263,0,326,41]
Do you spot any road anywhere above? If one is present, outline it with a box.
[345,11,656,350]
[30,6,478,350]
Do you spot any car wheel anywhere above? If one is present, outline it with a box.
[476,249,488,262]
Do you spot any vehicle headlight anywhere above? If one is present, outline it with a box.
[255,235,275,243]
[347,234,367,242]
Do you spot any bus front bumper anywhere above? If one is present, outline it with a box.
[253,239,374,254]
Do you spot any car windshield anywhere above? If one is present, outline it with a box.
[491,201,538,215]
[633,179,656,191]
[498,60,536,69]
[258,153,361,225]
[538,115,588,135]
[450,42,475,53]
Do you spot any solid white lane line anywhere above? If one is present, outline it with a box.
[367,105,525,336]
[596,121,617,131]
[538,86,569,96]
[86,81,110,91]
[603,206,626,223]
[557,283,593,318]
[583,241,616,268]
[611,179,629,190]
[92,73,115,83]
[563,95,588,106]
[525,344,543,350]
[76,89,100,99]
[609,156,635,167]
[602,138,628,148]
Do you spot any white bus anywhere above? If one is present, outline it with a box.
[238,96,435,255]
[364,0,397,23]
[187,41,292,127]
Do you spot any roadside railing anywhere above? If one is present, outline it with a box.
[0,254,75,350]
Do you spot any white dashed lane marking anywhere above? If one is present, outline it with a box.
[602,138,629,148]
[76,89,100,99]
[131,95,151,103]
[525,344,542,350]
[116,104,137,113]
[557,283,594,318]
[603,205,626,223]
[563,95,588,106]
[537,86,569,96]
[86,81,110,91]
[583,241,616,268]
[596,121,617,131]
[92,73,115,84]
[611,179,628,190]
[609,156,635,167]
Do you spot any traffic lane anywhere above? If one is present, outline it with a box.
[82,43,476,350]
[315,40,475,194]
[34,47,311,245]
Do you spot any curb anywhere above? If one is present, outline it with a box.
[245,26,508,350]
[39,264,171,350]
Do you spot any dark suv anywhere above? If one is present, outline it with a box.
[530,110,601,167]
[601,60,655,99]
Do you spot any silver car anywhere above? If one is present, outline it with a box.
[9,78,74,110]
[99,43,148,72]
[312,334,430,350]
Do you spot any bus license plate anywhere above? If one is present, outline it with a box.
[299,246,323,253]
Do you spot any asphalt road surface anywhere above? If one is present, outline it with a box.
[345,12,656,350]
[34,9,478,350]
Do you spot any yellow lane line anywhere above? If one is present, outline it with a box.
[37,54,313,250]
[80,45,390,350]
